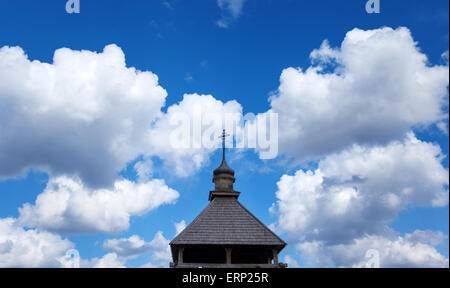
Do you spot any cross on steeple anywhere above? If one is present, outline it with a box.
[219,129,230,161]
[212,129,236,198]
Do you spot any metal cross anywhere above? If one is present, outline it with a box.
[219,129,230,161]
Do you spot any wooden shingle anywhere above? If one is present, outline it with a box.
[170,197,286,246]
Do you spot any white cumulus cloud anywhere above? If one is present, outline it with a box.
[267,27,449,162]
[82,252,126,268]
[0,218,73,268]
[0,45,251,184]
[271,134,449,267]
[298,231,449,268]
[18,175,179,234]
[103,235,152,258]
[0,44,167,187]
[146,93,243,177]
[273,134,448,244]
[103,231,171,267]
[174,220,186,235]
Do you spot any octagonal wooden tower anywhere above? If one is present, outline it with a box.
[170,131,287,268]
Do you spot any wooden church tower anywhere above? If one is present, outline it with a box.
[170,130,287,268]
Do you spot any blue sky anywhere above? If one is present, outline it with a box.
[0,0,448,268]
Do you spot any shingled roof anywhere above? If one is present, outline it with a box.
[170,196,286,247]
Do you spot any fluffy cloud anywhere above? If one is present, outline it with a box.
[18,176,179,234]
[298,231,449,268]
[0,44,249,185]
[146,93,243,177]
[82,252,126,268]
[0,44,167,187]
[272,134,448,244]
[147,231,171,263]
[0,217,136,268]
[103,235,152,258]
[174,220,186,235]
[103,231,171,266]
[216,0,246,28]
[271,134,449,267]
[268,27,449,162]
[0,218,73,268]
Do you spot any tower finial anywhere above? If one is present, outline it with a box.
[219,129,230,162]
[211,129,235,199]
